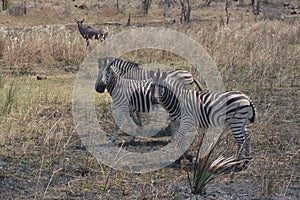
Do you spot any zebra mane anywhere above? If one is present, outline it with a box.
[150,69,168,86]
[98,57,115,72]
[110,58,140,70]
[110,66,152,82]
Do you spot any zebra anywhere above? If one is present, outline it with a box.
[95,57,140,93]
[150,69,256,158]
[95,57,202,92]
[95,57,148,127]
[95,57,202,142]
[96,66,154,142]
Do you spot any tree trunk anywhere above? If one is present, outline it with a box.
[23,0,26,15]
[2,0,8,10]
[116,0,120,13]
[251,0,255,15]
[142,0,152,15]
[180,0,191,23]
[186,0,191,23]
[126,13,131,26]
[256,0,260,15]
[225,0,230,24]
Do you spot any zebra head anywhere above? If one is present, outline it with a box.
[95,57,116,93]
[150,69,168,103]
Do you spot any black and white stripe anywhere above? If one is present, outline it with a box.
[150,69,256,157]
[95,57,140,93]
[95,57,202,92]
[95,57,203,142]
[101,67,153,142]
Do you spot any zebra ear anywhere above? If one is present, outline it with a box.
[149,70,155,79]
[98,58,106,70]
[161,71,167,80]
[106,57,116,67]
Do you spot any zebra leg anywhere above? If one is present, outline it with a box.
[112,107,140,143]
[169,119,180,141]
[170,119,193,154]
[135,111,142,127]
[111,110,123,142]
[229,119,248,160]
[235,129,251,172]
[244,129,251,157]
[111,123,119,143]
[125,112,141,142]
[230,120,251,172]
[130,111,142,126]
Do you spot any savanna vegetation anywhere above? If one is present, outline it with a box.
[0,0,299,199]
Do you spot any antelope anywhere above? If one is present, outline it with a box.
[74,18,108,46]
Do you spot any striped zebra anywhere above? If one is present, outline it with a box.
[96,66,154,142]
[150,69,256,158]
[95,57,202,92]
[95,57,202,142]
[95,57,140,93]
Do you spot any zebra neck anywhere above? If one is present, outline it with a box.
[106,76,118,96]
[160,86,181,119]
[111,67,123,77]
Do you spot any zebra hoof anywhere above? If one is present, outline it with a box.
[234,159,251,172]
[110,137,116,143]
[106,141,114,147]
[129,136,136,143]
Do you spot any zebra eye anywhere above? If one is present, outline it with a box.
[150,84,155,92]
[159,86,164,94]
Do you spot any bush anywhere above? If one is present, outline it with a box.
[8,3,26,16]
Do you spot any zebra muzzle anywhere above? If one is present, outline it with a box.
[95,84,106,93]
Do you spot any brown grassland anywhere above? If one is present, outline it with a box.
[0,0,299,199]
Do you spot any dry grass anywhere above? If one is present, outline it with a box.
[0,27,88,74]
[0,1,299,199]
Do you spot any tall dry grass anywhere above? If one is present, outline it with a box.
[0,26,88,74]
[185,20,300,87]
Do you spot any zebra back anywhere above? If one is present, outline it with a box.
[109,58,140,77]
[150,69,255,124]
[165,69,202,91]
[96,57,202,96]
[109,66,154,113]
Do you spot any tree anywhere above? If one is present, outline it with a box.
[126,13,131,26]
[225,0,230,24]
[2,0,8,10]
[251,0,255,14]
[256,0,260,15]
[159,0,176,17]
[251,0,260,15]
[23,0,26,15]
[116,0,120,13]
[179,0,191,23]
[142,0,152,15]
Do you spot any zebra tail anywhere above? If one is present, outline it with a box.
[193,79,202,91]
[248,101,256,123]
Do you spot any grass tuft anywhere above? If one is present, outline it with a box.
[0,79,19,116]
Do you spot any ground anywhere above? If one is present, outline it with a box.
[0,0,299,199]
